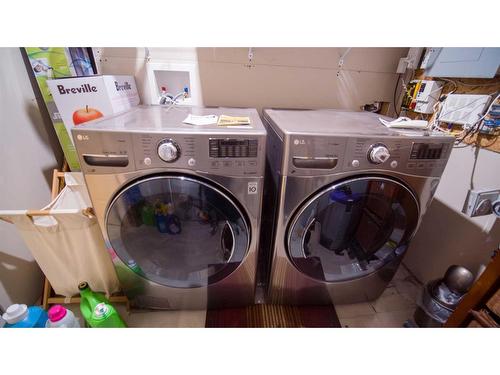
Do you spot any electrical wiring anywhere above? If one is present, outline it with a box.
[393,75,402,117]
[454,125,478,145]
[469,92,500,133]
[454,92,500,146]
[429,101,447,132]
[428,89,499,147]
[421,76,499,148]
[437,78,458,94]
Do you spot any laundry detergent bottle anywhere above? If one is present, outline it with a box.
[2,304,48,328]
[78,282,127,328]
[46,305,80,328]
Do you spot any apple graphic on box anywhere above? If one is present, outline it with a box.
[72,105,103,125]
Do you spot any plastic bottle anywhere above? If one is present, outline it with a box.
[2,304,48,328]
[127,259,146,276]
[141,203,155,226]
[45,305,80,328]
[78,282,127,328]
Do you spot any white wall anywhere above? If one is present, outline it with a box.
[0,48,62,310]
[404,146,500,283]
[95,47,409,113]
[197,47,408,112]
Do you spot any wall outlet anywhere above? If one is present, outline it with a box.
[462,189,500,217]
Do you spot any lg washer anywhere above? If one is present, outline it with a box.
[260,109,454,305]
[73,105,266,310]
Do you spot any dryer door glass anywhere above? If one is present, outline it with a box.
[287,176,419,282]
[106,175,250,288]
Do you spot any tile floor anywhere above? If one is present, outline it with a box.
[68,304,206,328]
[123,308,206,328]
[63,265,421,328]
[336,265,422,328]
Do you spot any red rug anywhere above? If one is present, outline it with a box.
[206,304,341,328]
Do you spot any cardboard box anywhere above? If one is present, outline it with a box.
[25,47,95,171]
[47,75,140,145]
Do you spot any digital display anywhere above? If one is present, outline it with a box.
[209,138,258,158]
[410,143,446,160]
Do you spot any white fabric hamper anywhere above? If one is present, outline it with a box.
[0,173,120,297]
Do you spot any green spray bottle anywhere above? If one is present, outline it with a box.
[78,282,127,328]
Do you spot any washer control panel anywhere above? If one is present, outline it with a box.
[209,138,258,158]
[344,137,452,177]
[409,142,447,160]
[368,144,391,164]
[157,139,181,162]
[73,130,265,177]
[286,134,453,177]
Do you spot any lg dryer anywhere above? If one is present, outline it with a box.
[72,105,266,310]
[261,109,453,305]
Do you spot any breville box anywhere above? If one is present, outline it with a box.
[47,75,140,145]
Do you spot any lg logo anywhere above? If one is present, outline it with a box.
[293,139,305,145]
[76,134,89,141]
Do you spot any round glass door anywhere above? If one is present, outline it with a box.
[287,176,419,283]
[106,175,249,288]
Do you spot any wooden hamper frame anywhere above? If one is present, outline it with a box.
[41,169,130,311]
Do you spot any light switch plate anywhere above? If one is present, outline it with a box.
[462,189,500,217]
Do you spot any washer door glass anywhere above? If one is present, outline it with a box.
[106,175,249,288]
[287,176,419,282]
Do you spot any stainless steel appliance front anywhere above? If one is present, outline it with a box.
[73,106,266,309]
[261,109,454,305]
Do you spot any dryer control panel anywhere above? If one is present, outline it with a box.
[285,134,453,177]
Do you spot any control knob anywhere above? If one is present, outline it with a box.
[368,144,390,164]
[158,139,180,162]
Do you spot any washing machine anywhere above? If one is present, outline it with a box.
[72,105,266,309]
[261,108,454,305]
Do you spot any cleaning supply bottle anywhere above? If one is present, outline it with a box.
[45,305,80,328]
[78,282,127,328]
[2,304,48,328]
[127,259,146,276]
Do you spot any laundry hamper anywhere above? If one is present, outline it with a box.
[0,170,125,308]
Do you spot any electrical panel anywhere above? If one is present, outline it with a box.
[421,47,500,78]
